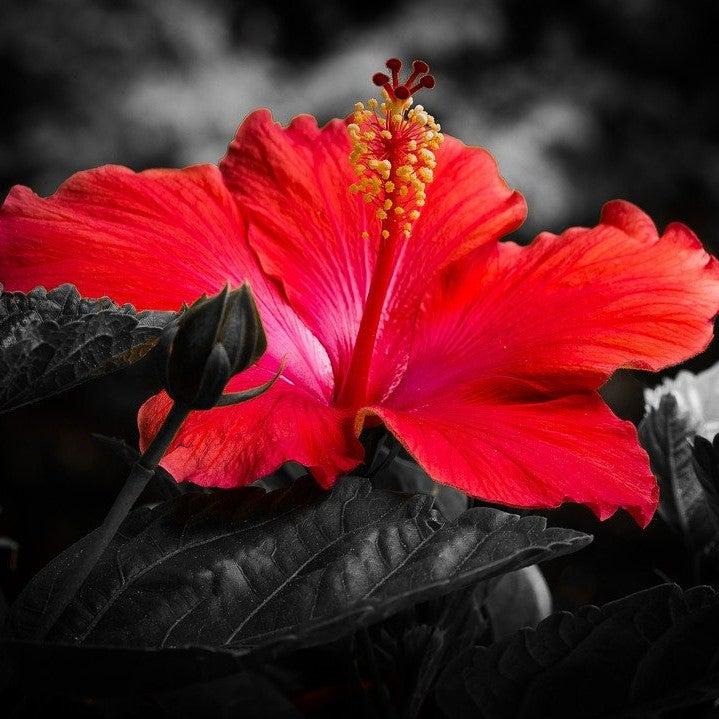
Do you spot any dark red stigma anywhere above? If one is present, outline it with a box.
[371,58,436,102]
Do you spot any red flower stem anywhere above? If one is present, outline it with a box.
[35,401,190,640]
[339,231,400,408]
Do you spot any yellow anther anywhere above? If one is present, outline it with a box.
[362,230,370,239]
[347,76,443,240]
[417,167,433,183]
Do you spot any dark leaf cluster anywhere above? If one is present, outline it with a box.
[0,283,173,414]
[2,285,719,717]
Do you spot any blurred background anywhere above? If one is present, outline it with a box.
[2,0,718,610]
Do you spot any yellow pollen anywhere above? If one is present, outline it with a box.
[417,167,433,183]
[347,68,444,240]
[362,230,370,239]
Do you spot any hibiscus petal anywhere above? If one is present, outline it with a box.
[0,164,333,399]
[369,136,526,400]
[220,112,526,397]
[388,200,719,405]
[386,135,527,307]
[361,391,658,526]
[220,110,377,387]
[139,370,363,489]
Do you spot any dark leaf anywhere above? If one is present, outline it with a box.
[436,583,719,719]
[0,283,173,413]
[6,477,590,662]
[691,435,719,535]
[638,395,718,559]
[373,585,489,719]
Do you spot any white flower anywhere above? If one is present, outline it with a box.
[644,362,719,439]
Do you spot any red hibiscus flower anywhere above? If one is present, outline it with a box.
[2,59,718,527]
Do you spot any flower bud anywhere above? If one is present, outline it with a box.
[161,284,267,409]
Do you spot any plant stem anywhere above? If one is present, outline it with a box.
[35,401,190,640]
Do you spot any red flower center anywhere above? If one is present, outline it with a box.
[337,59,442,408]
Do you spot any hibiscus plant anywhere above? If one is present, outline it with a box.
[2,58,719,717]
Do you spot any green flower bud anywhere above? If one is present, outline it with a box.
[161,284,267,409]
